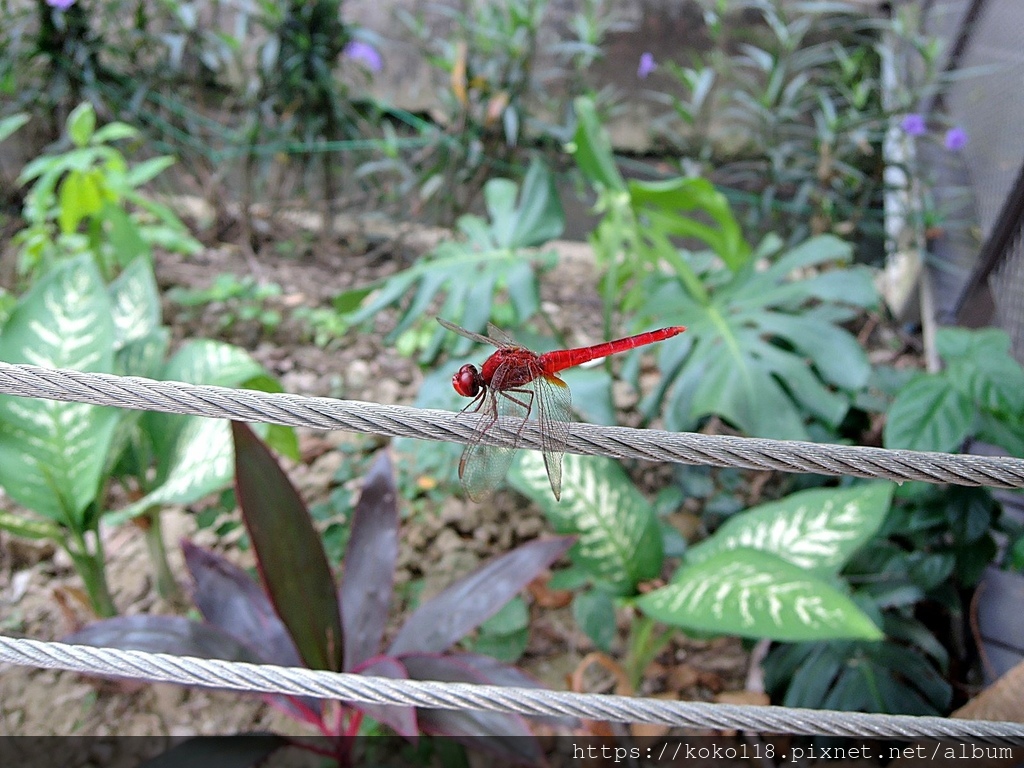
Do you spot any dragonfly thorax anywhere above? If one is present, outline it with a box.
[453,364,485,398]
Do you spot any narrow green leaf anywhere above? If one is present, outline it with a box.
[638,548,883,641]
[0,510,63,540]
[569,97,626,191]
[0,113,29,144]
[91,122,138,145]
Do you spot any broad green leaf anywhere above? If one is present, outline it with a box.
[686,335,809,439]
[145,339,266,465]
[233,422,343,672]
[509,452,662,595]
[109,341,290,522]
[884,375,974,452]
[935,326,1011,362]
[58,169,104,233]
[558,367,615,425]
[67,102,96,147]
[108,256,160,349]
[503,158,564,247]
[573,589,616,652]
[686,483,893,575]
[756,312,870,390]
[637,548,883,641]
[106,417,234,524]
[0,256,118,524]
[341,186,557,363]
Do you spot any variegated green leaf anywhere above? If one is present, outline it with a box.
[637,548,882,641]
[144,340,265,468]
[107,417,233,524]
[108,254,160,350]
[509,452,662,595]
[0,256,119,524]
[686,483,893,575]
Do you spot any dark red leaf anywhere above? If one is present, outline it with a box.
[350,656,418,738]
[65,615,263,663]
[389,537,573,655]
[232,421,343,671]
[455,653,579,728]
[401,653,543,765]
[182,540,302,667]
[341,451,399,671]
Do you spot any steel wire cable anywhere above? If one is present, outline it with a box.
[1,636,1023,744]
[0,361,1022,488]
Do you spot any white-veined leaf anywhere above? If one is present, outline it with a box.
[637,548,882,641]
[509,452,662,595]
[686,483,893,575]
[0,256,119,524]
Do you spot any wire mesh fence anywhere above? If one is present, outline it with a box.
[919,0,1024,356]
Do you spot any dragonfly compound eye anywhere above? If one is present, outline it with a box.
[453,365,482,397]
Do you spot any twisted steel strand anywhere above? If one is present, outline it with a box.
[1,637,1023,743]
[0,362,1022,488]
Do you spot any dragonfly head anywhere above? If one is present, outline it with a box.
[453,364,484,398]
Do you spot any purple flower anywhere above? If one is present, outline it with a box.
[637,52,657,79]
[944,127,968,151]
[900,113,927,136]
[46,0,76,8]
[343,41,382,73]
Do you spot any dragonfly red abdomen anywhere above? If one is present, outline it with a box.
[438,317,686,501]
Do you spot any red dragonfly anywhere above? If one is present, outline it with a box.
[438,317,686,501]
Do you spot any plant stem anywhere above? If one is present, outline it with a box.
[66,530,117,617]
[142,509,179,601]
[626,613,673,689]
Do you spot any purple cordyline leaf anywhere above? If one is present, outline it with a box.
[388,537,573,656]
[65,615,264,664]
[341,450,399,672]
[182,541,324,725]
[453,653,579,728]
[183,540,302,667]
[232,422,343,672]
[400,654,543,764]
[349,657,418,738]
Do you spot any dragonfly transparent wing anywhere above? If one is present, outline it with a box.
[437,317,501,348]
[534,373,572,500]
[458,362,534,501]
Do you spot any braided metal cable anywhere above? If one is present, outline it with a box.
[0,361,1022,488]
[1,636,1022,744]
